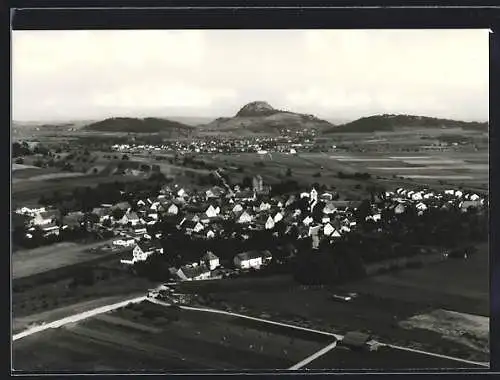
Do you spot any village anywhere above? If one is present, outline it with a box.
[13,170,487,284]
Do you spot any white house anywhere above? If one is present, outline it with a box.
[259,202,271,212]
[233,204,243,213]
[205,205,219,218]
[308,225,321,237]
[265,216,275,230]
[234,251,263,270]
[175,263,211,281]
[206,229,216,239]
[310,188,318,203]
[415,202,428,211]
[300,192,310,199]
[470,193,480,201]
[238,211,253,224]
[113,238,136,247]
[372,213,382,222]
[32,211,56,226]
[202,251,220,270]
[331,229,341,238]
[120,211,140,226]
[273,212,284,223]
[167,204,179,215]
[302,216,313,226]
[324,223,335,236]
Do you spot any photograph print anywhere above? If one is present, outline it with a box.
[11,29,489,372]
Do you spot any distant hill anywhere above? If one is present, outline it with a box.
[324,114,488,133]
[83,117,195,135]
[199,101,334,135]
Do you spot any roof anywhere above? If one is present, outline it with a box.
[180,264,210,278]
[235,251,264,261]
[202,251,219,261]
[114,202,131,210]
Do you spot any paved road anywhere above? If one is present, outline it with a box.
[13,296,147,341]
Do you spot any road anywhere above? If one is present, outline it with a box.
[288,341,338,370]
[12,296,146,341]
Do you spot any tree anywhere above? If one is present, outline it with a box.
[286,168,292,177]
[14,157,24,164]
[122,154,129,160]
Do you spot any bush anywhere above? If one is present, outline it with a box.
[312,172,321,178]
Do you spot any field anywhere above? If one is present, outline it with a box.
[13,301,332,371]
[305,345,474,370]
[187,243,489,362]
[13,299,487,372]
[196,149,488,197]
[12,240,120,280]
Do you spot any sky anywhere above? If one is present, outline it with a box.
[12,29,489,123]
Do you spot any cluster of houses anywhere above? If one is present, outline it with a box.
[13,173,486,281]
[110,135,312,155]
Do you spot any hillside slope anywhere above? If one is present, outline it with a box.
[84,117,195,135]
[199,101,334,134]
[324,114,488,133]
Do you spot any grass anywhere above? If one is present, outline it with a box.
[12,239,118,280]
[13,302,329,371]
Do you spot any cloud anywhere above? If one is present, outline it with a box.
[12,29,489,122]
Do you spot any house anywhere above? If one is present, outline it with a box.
[232,204,243,213]
[234,251,264,270]
[273,211,284,223]
[470,193,480,201]
[331,229,341,238]
[237,210,253,224]
[258,202,271,212]
[415,202,428,211]
[324,223,335,236]
[132,240,164,262]
[206,229,216,239]
[205,205,219,218]
[175,263,211,281]
[262,250,273,265]
[184,221,205,233]
[300,192,310,199]
[302,216,313,226]
[308,225,321,237]
[113,238,136,247]
[310,188,318,202]
[265,216,275,230]
[177,188,187,197]
[167,204,179,215]
[394,203,406,215]
[202,251,220,270]
[137,199,146,207]
[460,200,481,212]
[323,202,337,215]
[206,186,225,199]
[372,213,381,222]
[41,222,60,237]
[120,211,140,226]
[32,210,58,226]
[321,192,333,201]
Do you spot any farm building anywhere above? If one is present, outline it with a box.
[341,331,379,352]
[234,251,264,270]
